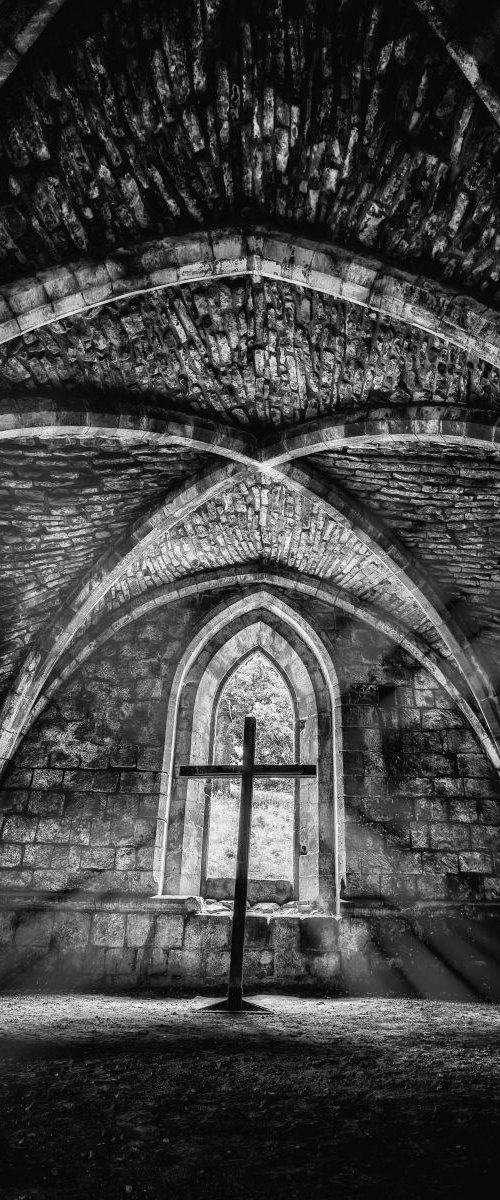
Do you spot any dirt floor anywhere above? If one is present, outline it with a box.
[1,994,499,1200]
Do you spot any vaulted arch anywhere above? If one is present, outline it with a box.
[2,0,500,998]
[39,566,500,770]
[0,459,247,773]
[154,590,344,916]
[166,622,322,904]
[1,229,500,369]
[4,413,500,779]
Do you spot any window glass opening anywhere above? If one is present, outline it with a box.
[207,651,295,883]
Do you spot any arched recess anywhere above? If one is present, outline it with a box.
[176,623,319,903]
[154,593,345,917]
[3,404,500,777]
[38,567,500,773]
[0,459,247,775]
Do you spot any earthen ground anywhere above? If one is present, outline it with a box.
[1,994,499,1199]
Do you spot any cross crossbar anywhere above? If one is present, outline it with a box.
[180,715,316,1012]
[180,764,315,778]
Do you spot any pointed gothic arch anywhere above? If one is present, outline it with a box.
[199,643,299,900]
[155,593,345,916]
[179,626,317,904]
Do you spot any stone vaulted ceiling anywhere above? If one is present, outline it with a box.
[1,0,500,774]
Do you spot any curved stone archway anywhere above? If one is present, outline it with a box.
[3,400,500,778]
[171,622,320,903]
[2,228,500,369]
[154,592,345,916]
[37,566,500,773]
[2,401,500,462]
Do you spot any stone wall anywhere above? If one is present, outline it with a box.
[0,600,196,893]
[0,591,499,911]
[1,895,500,1001]
[323,617,500,904]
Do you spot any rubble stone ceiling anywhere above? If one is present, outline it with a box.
[0,435,214,696]
[2,279,500,426]
[96,476,440,649]
[1,0,500,772]
[0,0,499,299]
[313,441,500,664]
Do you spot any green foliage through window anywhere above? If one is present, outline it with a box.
[214,652,294,782]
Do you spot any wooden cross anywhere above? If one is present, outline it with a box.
[180,715,316,1012]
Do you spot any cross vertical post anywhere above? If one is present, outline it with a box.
[179,717,317,1012]
[227,715,256,1011]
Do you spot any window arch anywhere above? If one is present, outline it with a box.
[155,593,345,915]
[205,648,297,900]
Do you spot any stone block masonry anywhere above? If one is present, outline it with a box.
[0,758,160,893]
[0,0,500,1006]
[317,605,500,906]
[0,0,497,302]
[1,895,500,1001]
[0,593,499,909]
[0,600,198,894]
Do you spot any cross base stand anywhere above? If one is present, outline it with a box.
[202,996,268,1013]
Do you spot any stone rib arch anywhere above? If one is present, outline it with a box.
[155,591,345,917]
[3,401,500,461]
[282,459,500,749]
[36,567,473,704]
[0,460,247,774]
[15,555,500,779]
[0,1,69,92]
[410,0,500,128]
[175,623,320,904]
[0,401,257,460]
[2,228,500,369]
[262,407,500,465]
[3,404,500,778]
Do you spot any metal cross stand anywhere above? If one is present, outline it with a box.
[180,715,316,1012]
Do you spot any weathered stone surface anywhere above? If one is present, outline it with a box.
[80,847,116,870]
[0,0,496,299]
[0,594,498,907]
[166,949,203,982]
[3,282,499,428]
[314,442,500,677]
[244,916,269,948]
[51,911,91,950]
[90,913,125,948]
[268,917,301,951]
[125,914,153,948]
[153,914,184,950]
[2,815,37,842]
[0,899,499,996]
[0,436,209,696]
[308,952,342,984]
[15,911,53,947]
[300,917,339,953]
[99,474,440,665]
[183,914,231,952]
[206,876,293,904]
